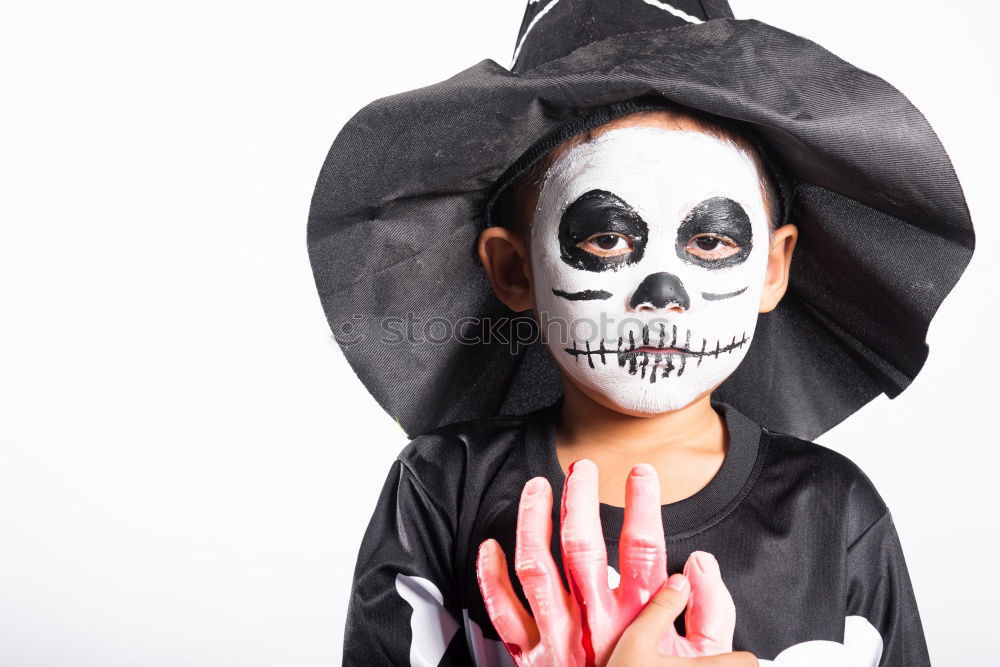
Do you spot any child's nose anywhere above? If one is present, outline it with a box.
[629,272,690,312]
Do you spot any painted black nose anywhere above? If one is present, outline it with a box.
[629,272,690,310]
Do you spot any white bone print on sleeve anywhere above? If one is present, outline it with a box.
[606,566,883,666]
[758,615,883,667]
[395,574,460,666]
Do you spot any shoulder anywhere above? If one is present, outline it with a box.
[395,408,539,497]
[399,410,534,471]
[758,427,888,541]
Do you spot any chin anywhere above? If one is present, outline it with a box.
[569,371,719,417]
[609,391,702,416]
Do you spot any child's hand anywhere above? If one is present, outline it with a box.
[608,576,757,666]
[476,460,737,666]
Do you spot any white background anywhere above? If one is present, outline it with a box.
[0,1,996,664]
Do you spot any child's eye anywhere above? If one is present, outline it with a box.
[686,233,739,261]
[578,233,633,256]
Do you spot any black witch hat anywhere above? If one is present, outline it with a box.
[307,0,974,441]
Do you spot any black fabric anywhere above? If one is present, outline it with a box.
[344,400,929,665]
[511,0,733,74]
[307,17,974,440]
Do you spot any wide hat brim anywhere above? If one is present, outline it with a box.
[308,18,974,441]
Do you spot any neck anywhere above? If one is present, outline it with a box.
[557,380,724,455]
[554,379,728,505]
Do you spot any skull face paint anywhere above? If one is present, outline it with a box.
[530,126,771,414]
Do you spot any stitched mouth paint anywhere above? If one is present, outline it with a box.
[530,126,772,414]
[563,324,750,380]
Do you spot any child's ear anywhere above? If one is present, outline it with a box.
[758,223,799,313]
[477,226,534,312]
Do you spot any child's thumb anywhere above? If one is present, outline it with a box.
[629,574,689,635]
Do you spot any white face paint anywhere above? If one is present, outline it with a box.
[530,126,771,414]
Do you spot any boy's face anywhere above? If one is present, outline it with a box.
[529,125,772,415]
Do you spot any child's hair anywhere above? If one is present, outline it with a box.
[495,108,783,245]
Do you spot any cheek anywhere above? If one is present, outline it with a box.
[532,221,638,303]
[678,236,770,299]
[695,294,761,341]
[735,241,772,304]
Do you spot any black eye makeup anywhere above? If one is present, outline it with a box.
[674,196,753,269]
[559,189,648,272]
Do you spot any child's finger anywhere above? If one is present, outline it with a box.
[476,539,539,653]
[628,574,690,640]
[559,459,612,610]
[617,463,667,609]
[682,551,736,652]
[513,477,573,639]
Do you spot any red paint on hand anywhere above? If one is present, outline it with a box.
[504,643,523,659]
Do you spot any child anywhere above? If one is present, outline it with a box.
[307,1,974,664]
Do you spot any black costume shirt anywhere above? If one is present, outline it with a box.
[344,398,929,666]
